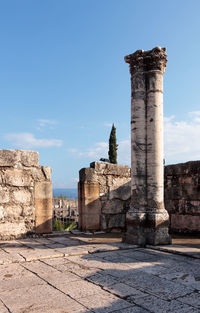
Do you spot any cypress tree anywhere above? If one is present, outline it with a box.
[108,124,118,164]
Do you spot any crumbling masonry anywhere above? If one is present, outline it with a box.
[0,150,52,239]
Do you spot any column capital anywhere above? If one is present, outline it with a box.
[124,46,167,74]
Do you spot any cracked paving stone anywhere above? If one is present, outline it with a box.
[121,269,195,300]
[131,294,196,313]
[56,279,103,299]
[159,271,200,290]
[48,236,82,246]
[104,282,148,299]
[0,300,9,313]
[87,244,119,253]
[78,290,134,313]
[0,248,24,264]
[0,263,45,292]
[18,245,64,261]
[22,260,62,276]
[23,262,82,286]
[43,257,98,277]
[53,245,90,256]
[113,306,150,313]
[117,250,158,261]
[34,238,55,245]
[42,270,81,286]
[177,291,200,309]
[87,272,119,287]
[0,284,89,313]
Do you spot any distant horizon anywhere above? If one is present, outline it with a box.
[53,188,78,200]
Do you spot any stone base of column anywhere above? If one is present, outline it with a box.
[124,209,171,246]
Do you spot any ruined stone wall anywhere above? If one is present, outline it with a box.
[0,150,52,239]
[79,160,200,234]
[78,162,131,232]
[164,161,200,233]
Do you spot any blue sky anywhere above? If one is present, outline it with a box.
[0,0,200,188]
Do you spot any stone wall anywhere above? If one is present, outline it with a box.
[78,162,131,232]
[0,150,52,240]
[164,161,200,233]
[79,160,200,234]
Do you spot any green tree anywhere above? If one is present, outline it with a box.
[108,124,118,164]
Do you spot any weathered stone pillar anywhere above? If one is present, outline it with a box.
[124,47,171,245]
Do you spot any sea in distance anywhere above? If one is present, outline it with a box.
[53,188,78,200]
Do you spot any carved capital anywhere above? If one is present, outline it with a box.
[125,47,167,74]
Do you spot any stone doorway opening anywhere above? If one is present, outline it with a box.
[52,197,78,232]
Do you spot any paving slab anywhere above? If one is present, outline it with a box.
[87,272,119,287]
[130,294,196,313]
[0,284,89,313]
[43,257,99,277]
[0,235,200,312]
[113,307,150,313]
[104,282,148,299]
[159,271,200,290]
[121,269,195,300]
[0,263,45,292]
[57,279,103,299]
[177,291,200,309]
[147,244,200,259]
[0,300,9,313]
[78,290,134,313]
[19,245,64,261]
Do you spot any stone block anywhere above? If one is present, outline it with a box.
[109,181,131,201]
[90,162,130,177]
[31,167,46,181]
[3,205,23,220]
[22,205,35,217]
[0,149,20,167]
[12,189,32,204]
[171,214,200,233]
[101,215,107,230]
[4,169,33,187]
[0,205,4,220]
[108,214,126,229]
[35,181,52,234]
[102,199,124,214]
[0,187,9,203]
[35,216,52,234]
[41,166,52,180]
[79,181,101,230]
[79,167,97,182]
[20,150,39,167]
[0,221,30,239]
[81,213,100,230]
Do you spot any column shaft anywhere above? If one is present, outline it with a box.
[124,47,171,246]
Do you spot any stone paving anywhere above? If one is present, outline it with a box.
[0,234,200,312]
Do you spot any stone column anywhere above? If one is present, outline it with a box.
[124,47,171,245]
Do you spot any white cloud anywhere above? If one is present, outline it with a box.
[38,119,57,127]
[188,111,200,123]
[5,133,62,148]
[70,142,108,159]
[70,140,131,165]
[36,119,58,130]
[69,111,200,166]
[164,112,200,164]
[104,122,113,128]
